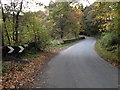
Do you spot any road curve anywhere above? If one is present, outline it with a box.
[32,37,118,88]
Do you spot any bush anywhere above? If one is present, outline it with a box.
[38,30,52,51]
[51,40,63,46]
[100,31,118,48]
[106,45,118,52]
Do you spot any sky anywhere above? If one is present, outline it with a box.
[29,0,96,12]
[1,0,96,12]
[39,0,96,7]
[38,0,96,6]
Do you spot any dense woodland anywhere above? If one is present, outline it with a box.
[1,0,120,60]
[84,2,120,63]
[1,0,85,51]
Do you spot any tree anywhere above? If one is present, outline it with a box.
[1,0,24,45]
[49,1,84,40]
[1,0,44,46]
[83,2,117,36]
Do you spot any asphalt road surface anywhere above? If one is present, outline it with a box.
[31,37,118,88]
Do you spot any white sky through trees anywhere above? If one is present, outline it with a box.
[1,0,96,12]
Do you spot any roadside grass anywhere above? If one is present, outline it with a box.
[22,50,41,61]
[55,40,81,50]
[95,40,119,67]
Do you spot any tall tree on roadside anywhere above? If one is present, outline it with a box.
[1,0,24,45]
[49,1,84,39]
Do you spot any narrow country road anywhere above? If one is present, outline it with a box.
[31,37,118,88]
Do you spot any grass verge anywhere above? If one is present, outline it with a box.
[55,40,81,50]
[95,40,119,67]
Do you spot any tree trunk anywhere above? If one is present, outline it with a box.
[2,32,4,46]
[15,15,19,45]
[4,23,11,45]
[60,25,64,39]
[2,7,11,45]
[12,11,15,44]
[14,0,23,45]
[74,32,77,39]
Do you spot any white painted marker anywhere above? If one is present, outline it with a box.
[18,46,24,53]
[8,46,14,53]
